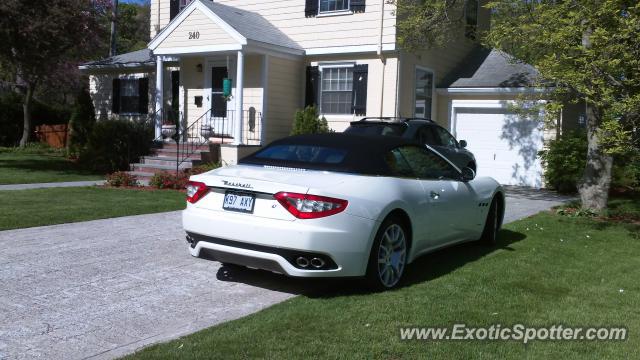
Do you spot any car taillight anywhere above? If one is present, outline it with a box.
[186,181,208,204]
[274,192,348,219]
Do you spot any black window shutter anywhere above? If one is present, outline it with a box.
[305,66,320,108]
[138,78,149,114]
[350,0,366,13]
[170,0,179,21]
[112,78,120,114]
[305,0,318,17]
[351,64,368,116]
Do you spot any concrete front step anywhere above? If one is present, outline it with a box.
[131,163,192,174]
[152,149,204,158]
[140,156,200,167]
[159,143,212,151]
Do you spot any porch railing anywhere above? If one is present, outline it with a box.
[176,109,263,168]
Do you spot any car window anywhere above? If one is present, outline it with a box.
[416,126,440,146]
[435,127,458,148]
[254,145,347,164]
[385,149,415,177]
[395,146,459,180]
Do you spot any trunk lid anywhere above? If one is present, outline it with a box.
[189,165,352,221]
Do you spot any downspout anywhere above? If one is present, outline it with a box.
[395,51,401,117]
[377,0,386,117]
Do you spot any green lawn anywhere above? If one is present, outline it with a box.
[125,210,640,359]
[0,150,103,184]
[0,187,185,230]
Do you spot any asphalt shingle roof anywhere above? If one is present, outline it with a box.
[439,47,539,88]
[200,1,302,50]
[80,49,154,69]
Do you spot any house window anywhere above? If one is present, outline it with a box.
[179,0,193,11]
[414,68,433,119]
[319,0,350,13]
[120,79,141,114]
[320,67,353,114]
[465,0,478,39]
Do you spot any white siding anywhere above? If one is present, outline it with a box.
[265,56,304,143]
[152,0,395,51]
[307,55,399,132]
[89,70,157,120]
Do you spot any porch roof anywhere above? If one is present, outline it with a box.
[149,0,303,56]
[78,49,155,70]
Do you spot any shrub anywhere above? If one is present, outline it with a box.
[291,106,331,135]
[612,152,640,191]
[106,171,138,187]
[149,171,189,189]
[189,162,221,175]
[538,131,588,193]
[68,87,96,155]
[78,120,152,173]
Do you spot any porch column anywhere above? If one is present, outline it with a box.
[155,56,164,139]
[233,50,244,145]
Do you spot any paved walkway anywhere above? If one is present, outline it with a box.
[0,189,572,360]
[0,180,106,191]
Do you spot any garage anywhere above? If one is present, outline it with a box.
[436,47,544,187]
[452,100,544,187]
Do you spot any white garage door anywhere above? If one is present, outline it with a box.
[454,106,544,187]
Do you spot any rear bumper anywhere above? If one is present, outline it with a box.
[182,206,379,277]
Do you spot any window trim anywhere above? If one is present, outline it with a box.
[318,0,351,15]
[413,66,435,120]
[318,62,356,115]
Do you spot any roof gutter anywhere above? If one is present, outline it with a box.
[436,87,549,95]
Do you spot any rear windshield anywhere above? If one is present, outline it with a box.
[345,123,406,137]
[252,145,347,164]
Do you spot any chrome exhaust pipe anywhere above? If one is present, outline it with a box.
[296,256,309,268]
[310,257,325,269]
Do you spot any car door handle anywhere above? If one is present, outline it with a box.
[430,191,440,200]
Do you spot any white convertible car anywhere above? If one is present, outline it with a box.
[183,134,504,290]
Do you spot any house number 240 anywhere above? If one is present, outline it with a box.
[188,31,200,39]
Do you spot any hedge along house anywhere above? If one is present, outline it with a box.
[80,0,584,186]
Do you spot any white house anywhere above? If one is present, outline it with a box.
[80,0,584,187]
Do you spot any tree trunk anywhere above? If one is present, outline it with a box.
[19,83,34,147]
[578,104,613,211]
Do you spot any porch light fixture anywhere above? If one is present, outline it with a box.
[196,63,203,72]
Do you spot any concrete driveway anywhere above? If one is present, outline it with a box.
[0,187,571,359]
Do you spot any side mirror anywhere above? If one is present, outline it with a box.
[459,140,467,148]
[461,167,475,182]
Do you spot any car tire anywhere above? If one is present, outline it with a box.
[479,197,500,246]
[365,216,408,291]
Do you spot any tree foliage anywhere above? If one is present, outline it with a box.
[117,2,151,54]
[0,0,109,146]
[484,0,640,210]
[390,0,470,52]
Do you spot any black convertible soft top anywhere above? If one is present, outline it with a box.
[240,133,421,176]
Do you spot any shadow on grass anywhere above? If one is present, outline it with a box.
[0,157,96,175]
[210,229,526,298]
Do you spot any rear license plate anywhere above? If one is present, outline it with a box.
[223,191,256,213]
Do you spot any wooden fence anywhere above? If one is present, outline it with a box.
[34,124,69,148]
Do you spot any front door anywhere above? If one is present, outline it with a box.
[211,66,228,118]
